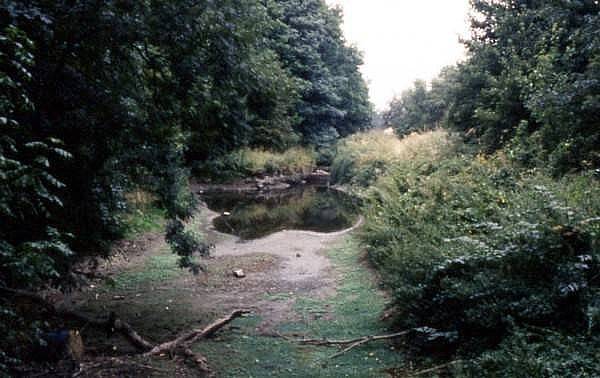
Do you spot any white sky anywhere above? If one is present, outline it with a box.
[326,0,471,110]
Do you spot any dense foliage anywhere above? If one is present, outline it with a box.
[362,152,600,375]
[384,0,600,174]
[383,69,456,137]
[0,0,370,371]
[363,0,600,374]
[272,0,372,163]
[332,125,599,374]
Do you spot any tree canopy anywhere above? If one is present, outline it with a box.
[384,0,600,174]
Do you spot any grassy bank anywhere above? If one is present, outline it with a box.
[195,147,317,182]
[336,130,600,375]
[76,234,407,377]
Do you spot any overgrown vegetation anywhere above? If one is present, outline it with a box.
[336,127,599,374]
[364,3,600,370]
[195,147,316,182]
[331,129,459,188]
[363,153,600,371]
[2,0,599,374]
[122,191,166,239]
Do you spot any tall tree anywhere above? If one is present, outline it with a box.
[269,0,372,161]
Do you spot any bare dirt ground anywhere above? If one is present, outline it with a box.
[65,202,373,377]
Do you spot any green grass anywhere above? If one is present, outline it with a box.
[109,249,181,291]
[193,237,405,377]
[123,204,166,239]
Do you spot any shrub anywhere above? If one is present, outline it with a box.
[361,153,600,371]
[458,330,600,377]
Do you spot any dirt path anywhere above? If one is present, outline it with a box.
[70,203,401,377]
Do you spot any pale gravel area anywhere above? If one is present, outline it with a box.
[201,203,363,283]
[192,203,363,331]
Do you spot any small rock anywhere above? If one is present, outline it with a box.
[233,269,246,278]
[296,253,301,258]
[67,330,85,361]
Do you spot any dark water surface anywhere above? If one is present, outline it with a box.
[201,186,359,240]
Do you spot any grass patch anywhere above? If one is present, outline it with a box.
[76,248,198,350]
[122,191,166,238]
[292,238,390,341]
[109,249,181,290]
[193,236,405,377]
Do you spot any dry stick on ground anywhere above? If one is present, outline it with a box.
[0,286,249,373]
[299,330,412,359]
[411,360,462,376]
[144,309,251,371]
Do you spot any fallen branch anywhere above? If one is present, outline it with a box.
[145,309,251,357]
[299,330,412,358]
[1,286,249,373]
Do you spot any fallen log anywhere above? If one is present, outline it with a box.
[145,309,251,357]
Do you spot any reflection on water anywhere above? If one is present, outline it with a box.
[201,186,359,240]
